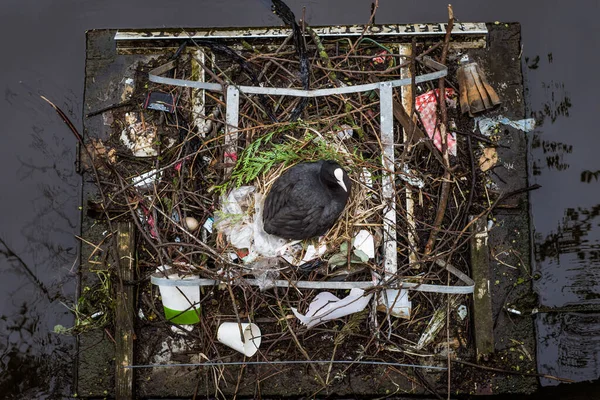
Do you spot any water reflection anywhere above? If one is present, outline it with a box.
[0,300,73,399]
[528,76,573,176]
[0,84,79,398]
[526,40,600,386]
[534,204,600,306]
[536,313,600,386]
[531,81,572,126]
[531,138,573,174]
[581,170,600,184]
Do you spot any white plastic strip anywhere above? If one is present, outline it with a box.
[151,264,474,294]
[379,81,397,278]
[224,85,239,175]
[148,57,447,97]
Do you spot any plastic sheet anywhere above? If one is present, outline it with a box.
[214,186,256,250]
[476,114,536,135]
[291,288,373,328]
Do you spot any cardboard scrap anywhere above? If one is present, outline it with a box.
[479,147,498,171]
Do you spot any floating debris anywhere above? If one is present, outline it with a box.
[120,112,159,157]
[152,266,201,325]
[353,230,375,259]
[132,169,162,189]
[416,297,460,350]
[457,304,468,320]
[144,91,178,113]
[399,164,425,188]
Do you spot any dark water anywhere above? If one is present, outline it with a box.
[0,0,598,398]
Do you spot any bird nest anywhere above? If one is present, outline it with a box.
[76,3,503,392]
[219,125,382,264]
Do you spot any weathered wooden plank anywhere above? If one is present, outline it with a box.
[470,218,494,359]
[115,222,135,399]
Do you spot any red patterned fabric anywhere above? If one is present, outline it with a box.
[415,88,457,156]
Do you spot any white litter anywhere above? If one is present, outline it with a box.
[248,192,288,261]
[302,244,327,263]
[215,186,325,266]
[336,124,354,140]
[215,186,256,250]
[132,169,162,189]
[377,289,411,318]
[120,112,159,157]
[475,114,536,136]
[280,241,327,266]
[291,288,373,328]
[353,230,375,259]
[217,322,261,356]
[399,164,425,189]
[202,217,214,233]
[457,304,468,320]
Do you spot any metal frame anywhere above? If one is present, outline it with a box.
[131,17,485,294]
[147,55,474,295]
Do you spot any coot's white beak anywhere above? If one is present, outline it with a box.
[333,168,347,192]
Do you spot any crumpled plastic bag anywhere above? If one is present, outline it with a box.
[251,257,281,291]
[475,114,536,135]
[291,288,373,328]
[215,186,256,249]
[377,289,411,319]
[216,186,327,267]
[281,242,327,266]
[248,192,288,261]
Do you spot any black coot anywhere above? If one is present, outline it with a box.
[263,160,351,240]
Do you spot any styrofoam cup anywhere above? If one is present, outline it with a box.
[217,322,261,356]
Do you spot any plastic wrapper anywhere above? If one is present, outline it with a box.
[291,288,373,328]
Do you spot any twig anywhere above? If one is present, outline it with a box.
[86,100,133,118]
[0,237,52,299]
[497,184,541,203]
[424,4,454,256]
[337,0,379,65]
[463,131,476,226]
[41,96,83,143]
[307,26,339,84]
[275,291,326,387]
[446,271,451,400]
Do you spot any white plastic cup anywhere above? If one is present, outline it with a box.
[153,266,201,325]
[217,322,262,356]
